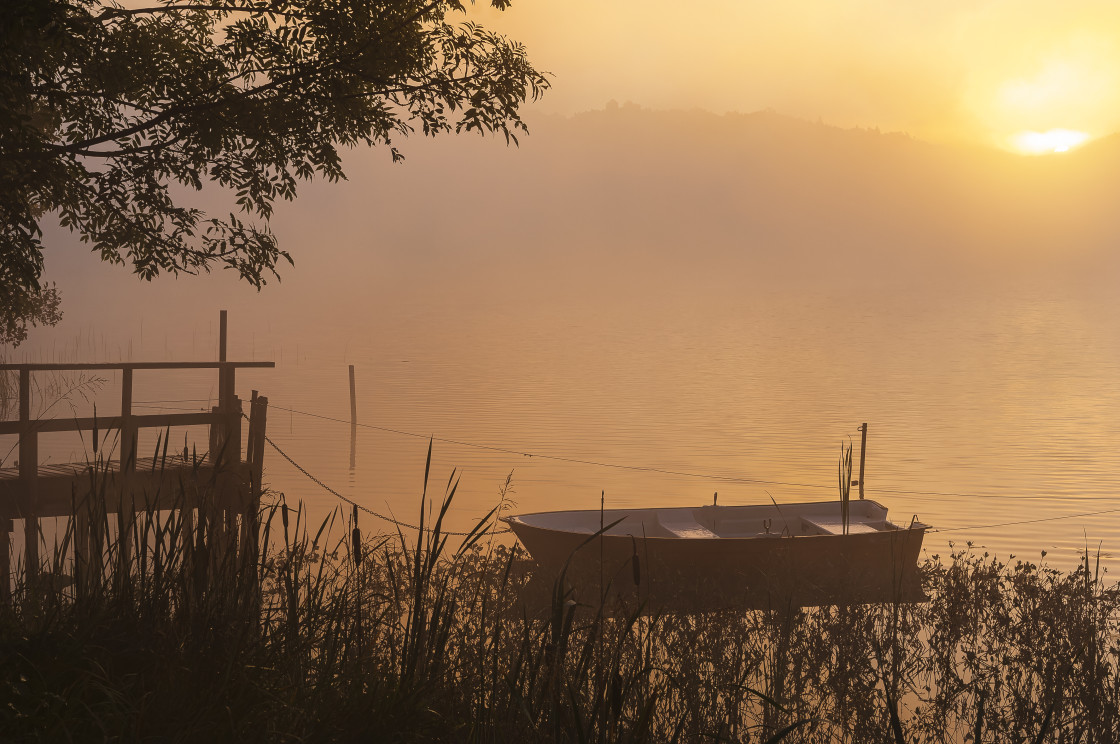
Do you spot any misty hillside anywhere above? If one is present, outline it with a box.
[271,104,1120,295]
[41,104,1120,323]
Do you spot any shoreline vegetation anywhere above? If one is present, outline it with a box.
[1,457,1118,743]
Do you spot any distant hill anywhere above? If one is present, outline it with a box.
[293,104,1120,294]
[41,103,1120,318]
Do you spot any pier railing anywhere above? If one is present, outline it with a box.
[0,353,274,600]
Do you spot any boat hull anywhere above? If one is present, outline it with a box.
[506,502,927,611]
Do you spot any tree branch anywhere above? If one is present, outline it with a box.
[68,134,186,158]
[97,4,308,21]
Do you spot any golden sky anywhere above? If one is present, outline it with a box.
[478,0,1120,150]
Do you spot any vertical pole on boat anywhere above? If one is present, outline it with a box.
[857,423,867,499]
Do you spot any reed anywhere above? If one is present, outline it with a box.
[1,454,1118,742]
[837,442,853,536]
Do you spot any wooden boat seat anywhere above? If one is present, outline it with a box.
[658,510,718,538]
[801,516,878,535]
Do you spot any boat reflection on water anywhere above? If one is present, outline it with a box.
[504,500,928,612]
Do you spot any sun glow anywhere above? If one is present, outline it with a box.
[1010,129,1091,154]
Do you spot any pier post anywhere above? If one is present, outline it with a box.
[242,393,268,571]
[219,310,227,363]
[19,369,38,584]
[0,518,10,603]
[0,350,274,605]
[119,368,136,569]
[120,369,136,472]
[349,365,357,471]
[213,310,242,560]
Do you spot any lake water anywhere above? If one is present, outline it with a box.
[9,114,1120,575]
[9,270,1120,576]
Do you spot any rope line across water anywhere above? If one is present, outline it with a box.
[260,431,510,536]
[928,506,1120,534]
[255,401,1120,537]
[266,402,841,493]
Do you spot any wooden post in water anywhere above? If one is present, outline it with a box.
[19,369,38,584]
[349,365,357,471]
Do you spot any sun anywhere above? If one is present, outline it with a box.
[1009,129,1091,155]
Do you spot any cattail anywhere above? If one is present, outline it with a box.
[351,505,362,567]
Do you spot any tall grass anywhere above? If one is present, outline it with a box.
[1,452,1118,742]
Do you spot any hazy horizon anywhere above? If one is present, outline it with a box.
[14,100,1120,569]
[473,0,1120,152]
[26,100,1120,343]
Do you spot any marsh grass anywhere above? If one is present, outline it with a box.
[1,448,1118,742]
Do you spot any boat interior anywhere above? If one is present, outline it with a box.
[514,500,921,539]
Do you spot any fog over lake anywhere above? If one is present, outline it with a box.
[16,106,1120,570]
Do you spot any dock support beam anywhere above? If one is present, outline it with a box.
[0,518,10,603]
[242,392,268,572]
[19,369,38,585]
[119,368,136,570]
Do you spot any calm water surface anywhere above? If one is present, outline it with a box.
[9,271,1120,575]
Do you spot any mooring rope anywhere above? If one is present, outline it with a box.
[928,506,1120,534]
[254,402,1120,537]
[265,402,842,493]
[259,430,511,536]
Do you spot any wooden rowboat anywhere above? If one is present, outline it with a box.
[503,499,928,611]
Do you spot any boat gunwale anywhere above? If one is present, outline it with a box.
[502,499,929,543]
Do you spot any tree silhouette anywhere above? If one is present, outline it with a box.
[1,0,548,345]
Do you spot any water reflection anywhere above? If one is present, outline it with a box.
[11,278,1119,573]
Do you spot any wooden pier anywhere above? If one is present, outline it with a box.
[0,318,274,601]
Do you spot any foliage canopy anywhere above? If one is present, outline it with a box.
[0,0,548,345]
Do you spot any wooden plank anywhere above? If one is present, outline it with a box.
[0,454,213,481]
[802,516,878,535]
[0,411,217,436]
[0,461,249,519]
[0,361,274,371]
